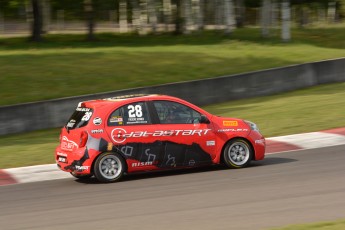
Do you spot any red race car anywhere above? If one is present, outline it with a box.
[55,94,265,182]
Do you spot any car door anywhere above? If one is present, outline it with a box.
[150,100,217,168]
[105,101,163,172]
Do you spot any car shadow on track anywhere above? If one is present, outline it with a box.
[74,156,297,184]
[250,156,298,167]
[74,165,227,184]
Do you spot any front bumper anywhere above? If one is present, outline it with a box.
[248,131,266,161]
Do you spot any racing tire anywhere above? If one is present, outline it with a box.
[70,172,93,180]
[223,139,253,169]
[94,152,126,183]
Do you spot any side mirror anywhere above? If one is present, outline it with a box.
[199,115,210,124]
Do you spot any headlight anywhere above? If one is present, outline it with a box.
[244,120,260,132]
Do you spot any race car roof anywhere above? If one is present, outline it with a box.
[76,94,211,117]
[103,94,159,101]
[79,94,170,109]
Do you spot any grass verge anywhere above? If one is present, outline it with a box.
[0,82,344,169]
[272,219,345,230]
[1,27,345,106]
[204,82,345,137]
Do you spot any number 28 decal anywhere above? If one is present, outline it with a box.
[81,112,93,121]
[128,105,143,118]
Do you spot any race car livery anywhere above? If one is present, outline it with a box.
[55,94,265,182]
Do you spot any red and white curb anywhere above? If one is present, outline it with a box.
[266,127,345,154]
[1,127,345,186]
[1,164,71,186]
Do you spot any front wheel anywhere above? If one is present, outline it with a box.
[223,139,253,168]
[94,152,126,183]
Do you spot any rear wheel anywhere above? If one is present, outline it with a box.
[94,152,126,183]
[223,139,253,168]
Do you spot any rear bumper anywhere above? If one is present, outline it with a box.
[55,146,92,175]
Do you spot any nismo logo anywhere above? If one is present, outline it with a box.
[132,161,154,167]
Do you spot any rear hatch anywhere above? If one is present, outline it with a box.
[60,106,93,152]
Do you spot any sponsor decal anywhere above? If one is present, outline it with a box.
[109,116,123,123]
[126,104,149,125]
[61,136,78,151]
[75,165,90,171]
[93,117,102,125]
[111,128,128,143]
[91,129,104,134]
[81,111,92,121]
[57,152,68,157]
[64,148,90,171]
[66,119,76,128]
[132,161,153,167]
[223,120,238,126]
[107,142,113,151]
[111,128,212,144]
[126,117,148,125]
[217,128,249,132]
[206,140,215,146]
[76,107,91,112]
[255,139,265,144]
[58,156,67,163]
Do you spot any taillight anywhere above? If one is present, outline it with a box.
[79,131,88,147]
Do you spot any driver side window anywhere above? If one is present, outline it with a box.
[153,101,201,124]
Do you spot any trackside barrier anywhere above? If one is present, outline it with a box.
[1,58,344,135]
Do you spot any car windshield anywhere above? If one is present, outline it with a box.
[65,107,93,131]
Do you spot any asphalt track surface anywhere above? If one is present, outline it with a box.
[1,145,345,230]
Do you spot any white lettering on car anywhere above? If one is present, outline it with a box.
[61,136,78,151]
[81,112,93,121]
[75,165,90,171]
[76,107,91,112]
[57,152,68,157]
[206,140,216,146]
[111,129,212,143]
[255,139,265,144]
[192,130,203,136]
[153,131,163,136]
[91,129,103,134]
[182,130,193,135]
[217,128,249,132]
[132,162,153,167]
